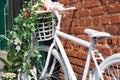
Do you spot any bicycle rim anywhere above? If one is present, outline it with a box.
[36,49,69,80]
[93,53,120,80]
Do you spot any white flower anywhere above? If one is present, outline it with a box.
[23,23,26,26]
[2,72,16,79]
[41,0,64,10]
[14,37,22,45]
[44,0,53,10]
[50,2,64,10]
[15,45,21,52]
[31,3,39,11]
[23,8,26,11]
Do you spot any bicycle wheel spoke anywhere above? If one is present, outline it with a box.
[33,53,67,80]
[96,62,120,80]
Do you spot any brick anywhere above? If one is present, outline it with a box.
[91,6,105,16]
[93,17,100,26]
[110,14,120,24]
[108,36,118,46]
[66,50,78,57]
[118,36,120,46]
[118,27,120,35]
[61,27,71,33]
[76,35,90,42]
[96,39,109,45]
[75,46,86,52]
[112,48,120,53]
[73,43,80,51]
[60,0,69,4]
[85,0,99,8]
[73,27,85,35]
[89,62,96,69]
[75,2,84,10]
[77,51,87,59]
[60,0,120,77]
[79,19,85,26]
[101,0,108,5]
[82,60,87,67]
[92,0,100,7]
[107,3,120,14]
[85,18,92,26]
[61,19,72,27]
[68,57,77,64]
[78,9,90,18]
[108,0,117,4]
[75,58,83,66]
[74,66,84,74]
[95,45,112,55]
[63,11,75,19]
[73,18,80,26]
[105,25,119,35]
[85,1,92,8]
[101,15,110,24]
[64,41,73,49]
[69,0,77,4]
[74,10,80,18]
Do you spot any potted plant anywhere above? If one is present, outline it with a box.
[0,0,64,79]
[0,1,40,79]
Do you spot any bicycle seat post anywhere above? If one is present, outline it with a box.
[89,37,96,50]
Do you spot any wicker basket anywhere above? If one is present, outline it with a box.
[35,13,55,42]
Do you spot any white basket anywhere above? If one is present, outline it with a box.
[35,13,55,42]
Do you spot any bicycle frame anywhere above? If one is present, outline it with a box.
[35,8,105,80]
[54,10,105,80]
[55,30,105,80]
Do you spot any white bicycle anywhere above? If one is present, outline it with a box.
[27,7,120,80]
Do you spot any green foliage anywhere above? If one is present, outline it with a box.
[4,1,40,74]
[1,1,55,79]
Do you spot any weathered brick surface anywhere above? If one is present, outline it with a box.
[60,0,120,79]
[91,6,105,16]
[107,3,120,13]
[101,15,110,24]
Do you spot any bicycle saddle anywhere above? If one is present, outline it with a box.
[84,29,111,40]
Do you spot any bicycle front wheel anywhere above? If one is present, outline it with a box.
[37,48,69,80]
[93,53,120,80]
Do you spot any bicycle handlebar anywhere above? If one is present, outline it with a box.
[34,7,76,14]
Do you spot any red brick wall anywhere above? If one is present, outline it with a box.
[60,0,120,79]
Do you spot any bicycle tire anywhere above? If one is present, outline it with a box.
[92,53,120,80]
[31,48,70,80]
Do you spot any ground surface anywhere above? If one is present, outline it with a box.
[0,50,7,78]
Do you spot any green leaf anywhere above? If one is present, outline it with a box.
[7,51,16,62]
[0,57,9,67]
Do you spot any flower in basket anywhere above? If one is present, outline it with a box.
[1,72,16,80]
[31,0,48,11]
[44,0,64,10]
